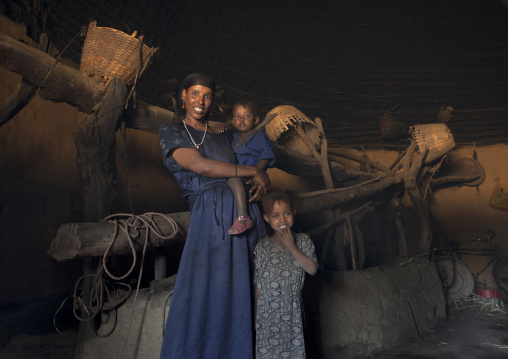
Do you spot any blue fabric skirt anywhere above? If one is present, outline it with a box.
[160,182,264,359]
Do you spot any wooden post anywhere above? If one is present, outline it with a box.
[74,78,127,359]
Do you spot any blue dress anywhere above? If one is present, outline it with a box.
[232,130,276,167]
[159,123,266,359]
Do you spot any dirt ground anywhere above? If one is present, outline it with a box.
[0,296,507,359]
[0,328,77,359]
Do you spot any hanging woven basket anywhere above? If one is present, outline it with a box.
[80,21,158,86]
[409,123,455,163]
[264,105,322,156]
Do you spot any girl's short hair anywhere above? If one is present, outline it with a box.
[262,190,293,214]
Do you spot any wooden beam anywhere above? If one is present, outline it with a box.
[0,34,51,127]
[272,144,376,182]
[47,212,190,261]
[124,101,176,134]
[291,173,404,215]
[0,33,104,113]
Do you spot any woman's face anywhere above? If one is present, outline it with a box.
[182,85,214,121]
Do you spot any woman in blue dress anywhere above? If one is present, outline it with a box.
[159,73,270,359]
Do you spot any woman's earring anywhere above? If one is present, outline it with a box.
[182,101,185,109]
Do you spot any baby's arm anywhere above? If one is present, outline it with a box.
[255,159,270,170]
[279,229,318,275]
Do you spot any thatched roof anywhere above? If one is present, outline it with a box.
[3,0,508,148]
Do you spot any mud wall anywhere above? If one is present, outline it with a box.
[429,144,508,288]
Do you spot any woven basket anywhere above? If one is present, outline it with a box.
[80,21,158,86]
[410,123,455,163]
[265,105,322,156]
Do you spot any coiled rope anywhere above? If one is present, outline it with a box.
[66,212,179,357]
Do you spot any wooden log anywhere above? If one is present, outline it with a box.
[0,34,50,127]
[47,212,190,261]
[328,147,391,173]
[291,173,404,215]
[124,101,177,134]
[0,33,104,113]
[272,144,375,182]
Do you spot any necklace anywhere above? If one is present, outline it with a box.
[183,119,208,149]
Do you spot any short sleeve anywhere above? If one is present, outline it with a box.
[159,123,194,172]
[297,233,318,267]
[249,131,276,168]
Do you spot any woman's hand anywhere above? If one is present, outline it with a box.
[212,124,227,133]
[248,168,270,202]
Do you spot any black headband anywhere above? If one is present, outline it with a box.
[181,73,215,93]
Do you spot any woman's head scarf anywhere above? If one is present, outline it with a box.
[175,73,215,115]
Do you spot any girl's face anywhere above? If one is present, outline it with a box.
[182,85,213,121]
[232,104,259,133]
[263,198,295,234]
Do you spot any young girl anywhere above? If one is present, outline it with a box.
[254,191,318,359]
[227,100,275,235]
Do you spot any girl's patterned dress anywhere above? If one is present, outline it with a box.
[254,232,317,359]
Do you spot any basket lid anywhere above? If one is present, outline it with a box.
[410,123,455,163]
[264,105,318,141]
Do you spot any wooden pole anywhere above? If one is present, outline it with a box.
[74,78,127,359]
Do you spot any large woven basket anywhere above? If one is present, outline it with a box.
[410,123,455,163]
[264,105,322,156]
[80,21,158,86]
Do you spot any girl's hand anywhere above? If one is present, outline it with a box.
[276,230,318,276]
[275,227,296,250]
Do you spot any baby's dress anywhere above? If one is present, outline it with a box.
[232,129,275,167]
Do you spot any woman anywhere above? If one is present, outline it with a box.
[159,73,270,359]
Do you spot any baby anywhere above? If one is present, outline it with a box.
[227,100,275,235]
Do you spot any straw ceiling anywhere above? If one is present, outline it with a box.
[3,0,508,149]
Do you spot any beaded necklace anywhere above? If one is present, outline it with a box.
[183,119,208,149]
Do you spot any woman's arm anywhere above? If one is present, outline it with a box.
[171,146,270,201]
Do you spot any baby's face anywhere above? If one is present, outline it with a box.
[232,104,259,133]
